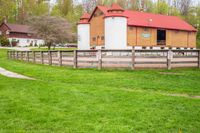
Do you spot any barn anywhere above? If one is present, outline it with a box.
[0,21,44,47]
[78,4,197,50]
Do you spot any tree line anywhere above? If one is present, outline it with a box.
[0,0,200,47]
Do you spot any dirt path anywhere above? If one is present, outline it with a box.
[0,67,35,80]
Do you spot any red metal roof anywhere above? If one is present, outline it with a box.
[80,13,90,19]
[84,4,197,32]
[125,10,197,32]
[108,4,124,12]
[6,23,32,33]
[78,13,90,24]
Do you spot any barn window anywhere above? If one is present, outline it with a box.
[92,37,96,41]
[157,30,166,45]
[99,12,103,16]
[144,28,149,32]
[129,27,133,30]
[101,36,104,40]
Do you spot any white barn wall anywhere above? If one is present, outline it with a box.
[8,38,44,47]
[78,24,90,50]
[105,17,128,49]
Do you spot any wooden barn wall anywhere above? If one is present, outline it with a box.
[128,26,197,48]
[0,23,9,37]
[188,32,196,48]
[127,27,157,47]
[90,9,105,46]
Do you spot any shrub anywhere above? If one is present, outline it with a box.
[0,36,10,46]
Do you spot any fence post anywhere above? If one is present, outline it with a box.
[58,51,62,66]
[167,50,173,70]
[73,50,77,69]
[25,51,28,62]
[7,51,9,59]
[16,51,19,60]
[48,51,52,65]
[27,51,29,62]
[131,47,135,70]
[20,51,23,61]
[33,51,36,63]
[41,51,44,64]
[198,50,200,68]
[98,49,102,70]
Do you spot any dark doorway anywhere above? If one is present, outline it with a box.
[157,30,166,45]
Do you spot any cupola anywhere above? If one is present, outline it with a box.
[108,4,124,13]
[78,13,90,24]
[105,4,127,18]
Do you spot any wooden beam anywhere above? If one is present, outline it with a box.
[20,51,23,61]
[48,51,52,65]
[58,51,62,66]
[33,51,36,63]
[167,50,173,70]
[198,50,200,68]
[131,47,136,70]
[41,51,44,64]
[73,50,77,69]
[97,49,102,70]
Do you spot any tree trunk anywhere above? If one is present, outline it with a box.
[47,43,51,50]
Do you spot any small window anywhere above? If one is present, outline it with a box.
[101,36,104,40]
[92,37,96,41]
[27,39,30,43]
[99,12,103,16]
[144,28,149,32]
[129,27,133,30]
[175,30,180,33]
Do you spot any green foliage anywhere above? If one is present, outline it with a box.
[51,0,83,32]
[155,1,169,15]
[0,0,17,23]
[0,36,10,46]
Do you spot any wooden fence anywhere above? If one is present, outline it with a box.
[7,49,200,70]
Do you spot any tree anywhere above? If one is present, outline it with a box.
[28,16,73,50]
[0,35,10,47]
[16,0,49,24]
[156,0,169,15]
[0,0,17,23]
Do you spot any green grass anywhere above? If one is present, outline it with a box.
[0,49,200,132]
[30,47,77,51]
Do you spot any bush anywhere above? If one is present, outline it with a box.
[0,36,10,46]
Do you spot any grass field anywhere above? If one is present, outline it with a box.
[0,49,200,132]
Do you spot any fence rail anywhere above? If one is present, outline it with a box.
[7,48,200,70]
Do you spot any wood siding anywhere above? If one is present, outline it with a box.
[128,27,157,46]
[90,9,105,46]
[0,23,9,37]
[166,30,196,48]
[128,26,197,48]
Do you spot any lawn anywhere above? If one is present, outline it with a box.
[0,49,200,132]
